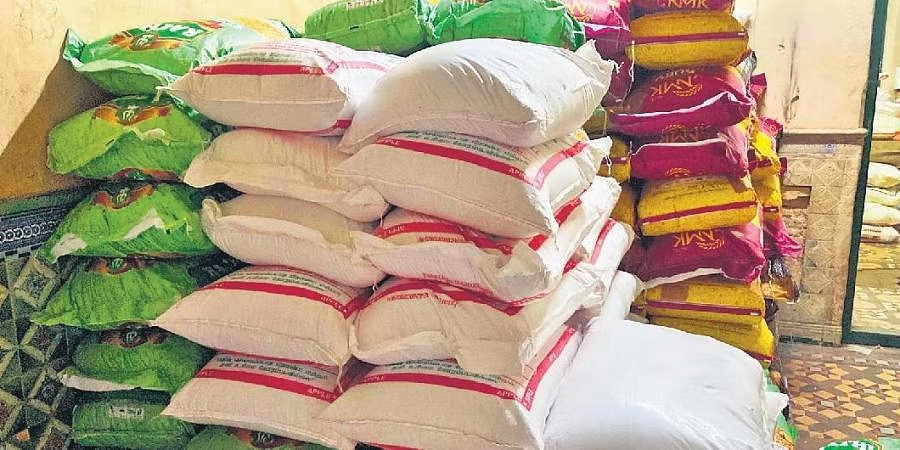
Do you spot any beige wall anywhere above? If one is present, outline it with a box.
[0,0,331,200]
[881,0,900,92]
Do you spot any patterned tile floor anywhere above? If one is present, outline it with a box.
[779,341,900,450]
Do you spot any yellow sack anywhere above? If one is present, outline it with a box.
[627,11,749,70]
[598,136,631,183]
[652,316,775,364]
[611,183,637,227]
[643,276,765,326]
[638,175,758,236]
[583,106,609,136]
[748,116,781,180]
[752,174,782,222]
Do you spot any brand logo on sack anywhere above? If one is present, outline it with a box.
[656,0,711,8]
[345,0,384,9]
[650,73,702,98]
[659,125,716,142]
[109,20,222,50]
[664,167,695,178]
[673,229,726,250]
[93,97,171,126]
[91,182,154,209]
[106,405,144,420]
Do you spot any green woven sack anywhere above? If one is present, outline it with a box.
[186,426,334,450]
[73,390,196,449]
[304,0,432,55]
[39,182,217,263]
[73,327,211,393]
[48,95,213,181]
[427,0,585,49]
[32,255,242,330]
[64,19,296,95]
[821,441,884,450]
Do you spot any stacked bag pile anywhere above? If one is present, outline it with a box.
[32,17,306,449]
[863,162,900,243]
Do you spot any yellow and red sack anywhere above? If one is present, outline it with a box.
[583,107,610,136]
[638,175,758,236]
[633,0,735,15]
[652,316,775,365]
[643,275,765,326]
[628,11,748,70]
[631,124,750,180]
[598,136,631,182]
[748,117,782,180]
[752,173,803,259]
[611,183,638,228]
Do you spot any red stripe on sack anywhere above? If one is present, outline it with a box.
[639,201,758,225]
[376,222,511,254]
[589,219,618,264]
[368,281,523,316]
[528,197,583,250]
[196,368,339,403]
[201,281,359,318]
[193,60,389,76]
[633,31,748,45]
[644,300,762,316]
[522,326,577,410]
[375,138,585,189]
[763,206,780,213]
[744,350,774,363]
[356,372,519,403]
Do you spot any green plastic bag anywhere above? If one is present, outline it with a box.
[427,0,585,49]
[73,327,211,393]
[64,19,297,95]
[73,390,197,449]
[821,441,884,450]
[186,426,334,450]
[39,182,218,263]
[304,0,432,55]
[48,95,213,181]
[32,255,242,330]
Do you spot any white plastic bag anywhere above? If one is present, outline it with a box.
[338,38,614,150]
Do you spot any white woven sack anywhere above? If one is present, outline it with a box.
[863,202,900,226]
[200,195,385,287]
[164,353,365,449]
[154,266,367,366]
[578,270,644,322]
[183,128,388,221]
[867,187,900,207]
[544,321,786,450]
[323,326,581,450]
[354,178,620,302]
[338,39,614,150]
[165,38,402,134]
[868,162,900,189]
[335,132,612,238]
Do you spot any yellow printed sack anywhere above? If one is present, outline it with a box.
[752,174,783,222]
[583,107,609,136]
[653,316,775,364]
[611,183,638,228]
[627,11,749,70]
[598,136,631,183]
[643,275,765,326]
[749,117,781,180]
[638,175,758,236]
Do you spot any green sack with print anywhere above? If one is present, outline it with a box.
[64,19,296,95]
[73,327,211,394]
[73,390,196,449]
[427,0,585,49]
[38,182,219,263]
[32,255,242,330]
[304,0,432,55]
[186,426,334,450]
[821,441,884,450]
[48,95,214,181]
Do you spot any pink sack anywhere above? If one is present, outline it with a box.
[633,0,734,15]
[567,0,632,57]
[638,220,766,288]
[763,216,803,259]
[610,67,753,137]
[603,57,635,107]
[631,124,750,179]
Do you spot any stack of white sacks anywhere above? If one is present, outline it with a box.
[148,36,782,450]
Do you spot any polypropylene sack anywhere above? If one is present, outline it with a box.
[304,0,432,55]
[183,128,389,221]
[164,353,365,450]
[64,19,294,95]
[597,136,631,182]
[155,266,368,366]
[861,225,900,244]
[165,39,402,134]
[48,95,212,181]
[642,275,765,325]
[639,218,766,287]
[427,0,585,49]
[73,328,211,394]
[73,391,197,449]
[338,39,615,150]
[864,202,900,226]
[867,187,900,207]
[335,132,611,238]
[748,119,782,180]
[544,320,783,450]
[186,426,333,450]
[753,173,783,222]
[764,216,803,259]
[627,11,748,70]
[569,0,632,57]
[32,255,242,330]
[603,57,635,106]
[578,270,644,321]
[354,182,620,302]
[633,0,735,14]
[610,183,638,227]
[868,162,900,189]
[631,124,750,179]
[652,316,776,364]
[610,66,753,136]
[638,175,758,236]
[583,106,611,136]
[39,182,216,263]
[200,194,385,287]
[322,327,581,450]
